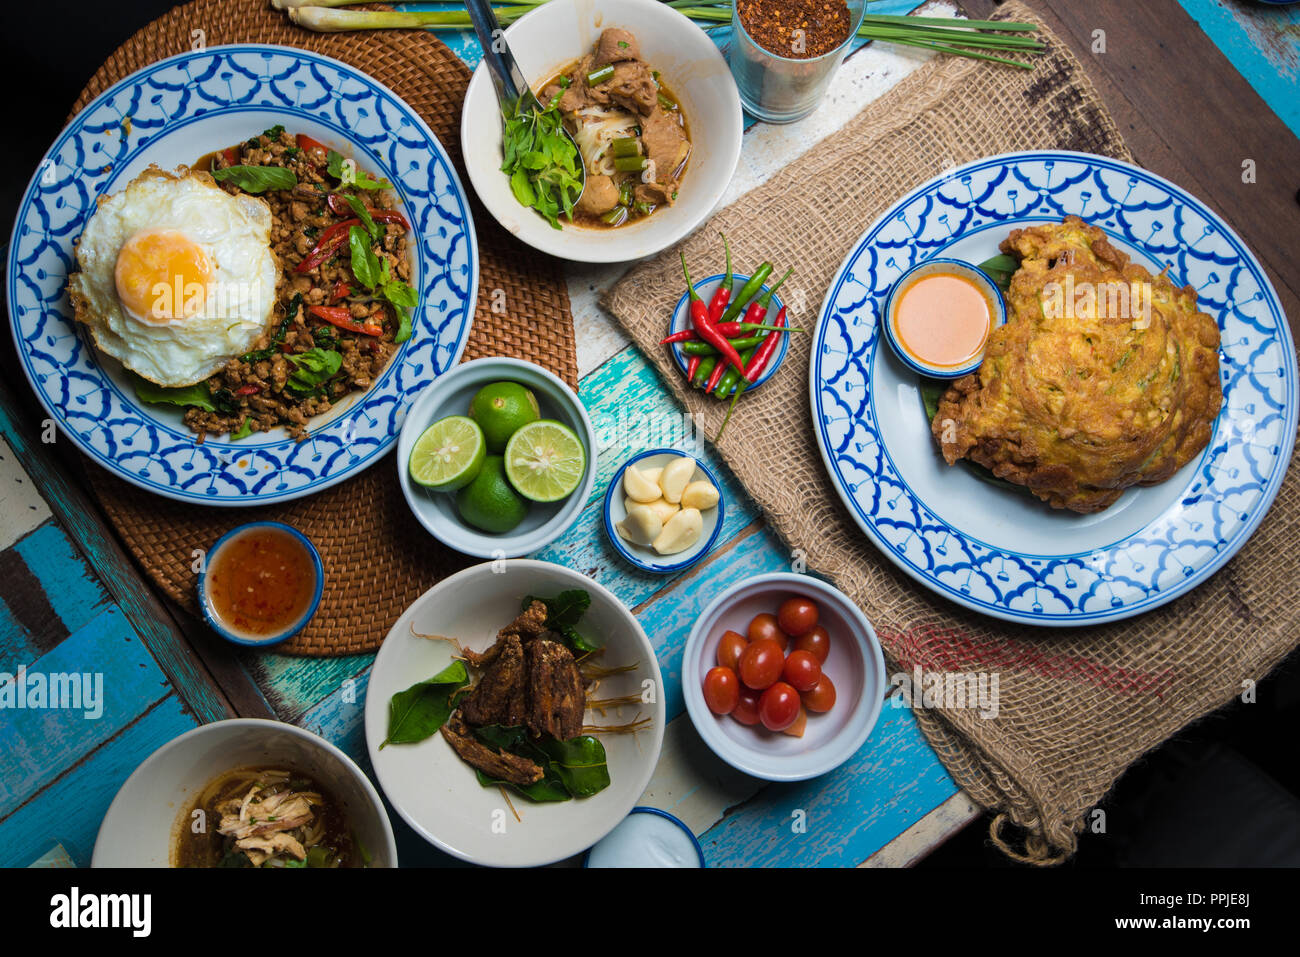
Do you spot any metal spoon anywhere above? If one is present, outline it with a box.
[464,0,585,199]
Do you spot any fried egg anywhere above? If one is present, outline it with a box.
[68,166,279,387]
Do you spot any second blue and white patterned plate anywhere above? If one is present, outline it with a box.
[810,151,1296,626]
[7,45,478,505]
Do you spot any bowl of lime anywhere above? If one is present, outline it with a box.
[397,358,596,558]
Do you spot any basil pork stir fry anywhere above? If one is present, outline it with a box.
[133,125,419,442]
[508,28,691,229]
[383,592,650,804]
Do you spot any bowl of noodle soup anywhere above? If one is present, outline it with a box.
[92,719,397,868]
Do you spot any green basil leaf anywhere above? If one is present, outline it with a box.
[380,660,470,748]
[210,165,297,194]
[348,225,380,290]
[326,149,392,190]
[343,194,380,240]
[286,348,342,395]
[132,375,217,413]
[241,293,301,363]
[230,417,254,441]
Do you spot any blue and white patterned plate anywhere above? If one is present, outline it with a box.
[7,45,477,505]
[810,151,1297,626]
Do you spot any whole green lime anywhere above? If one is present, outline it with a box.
[456,455,528,534]
[469,380,541,453]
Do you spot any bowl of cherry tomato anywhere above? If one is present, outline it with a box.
[682,573,886,782]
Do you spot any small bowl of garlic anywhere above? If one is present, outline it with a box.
[603,449,725,574]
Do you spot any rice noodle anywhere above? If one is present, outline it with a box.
[570,106,639,177]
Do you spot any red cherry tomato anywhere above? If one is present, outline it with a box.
[781,705,807,738]
[716,631,748,672]
[703,667,740,715]
[782,650,823,692]
[777,596,819,637]
[802,674,837,713]
[793,625,831,665]
[732,687,761,726]
[738,638,784,690]
[747,612,790,650]
[759,682,801,732]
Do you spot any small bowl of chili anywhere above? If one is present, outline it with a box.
[666,271,790,395]
[198,521,324,648]
[881,258,1007,379]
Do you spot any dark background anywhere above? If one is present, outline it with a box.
[3,0,1299,868]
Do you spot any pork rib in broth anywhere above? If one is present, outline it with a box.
[539,28,691,228]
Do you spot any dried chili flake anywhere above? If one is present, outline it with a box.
[738,0,853,60]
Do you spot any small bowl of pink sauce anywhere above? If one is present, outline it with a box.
[881,258,1006,379]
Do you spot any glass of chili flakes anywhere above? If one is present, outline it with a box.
[730,0,866,123]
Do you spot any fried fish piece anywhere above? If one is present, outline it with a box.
[461,600,553,668]
[440,712,544,786]
[931,216,1221,513]
[459,634,528,728]
[525,639,585,741]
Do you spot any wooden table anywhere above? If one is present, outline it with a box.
[2,0,1297,868]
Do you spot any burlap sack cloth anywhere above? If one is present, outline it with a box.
[604,1,1300,863]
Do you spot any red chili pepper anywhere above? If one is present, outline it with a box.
[295,218,361,274]
[308,304,383,337]
[687,355,700,380]
[296,133,330,158]
[370,208,411,230]
[744,306,787,380]
[707,233,733,322]
[681,253,747,382]
[325,193,411,231]
[234,384,261,396]
[330,281,352,304]
[716,307,788,442]
[221,146,240,167]
[661,321,795,345]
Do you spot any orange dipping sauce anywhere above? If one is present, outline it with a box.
[893,272,993,369]
[206,526,319,641]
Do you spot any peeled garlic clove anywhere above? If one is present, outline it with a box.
[659,456,696,504]
[623,464,662,503]
[681,479,719,511]
[641,466,663,486]
[616,504,663,546]
[652,507,702,555]
[628,496,679,524]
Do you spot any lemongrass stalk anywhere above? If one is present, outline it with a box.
[880,35,1034,69]
[861,13,1039,33]
[288,6,533,31]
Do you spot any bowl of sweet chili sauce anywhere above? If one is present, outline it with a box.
[199,522,324,647]
[882,258,1007,379]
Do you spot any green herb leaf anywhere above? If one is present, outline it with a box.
[249,124,285,147]
[380,660,470,748]
[344,194,380,240]
[535,735,610,797]
[521,590,602,653]
[230,417,254,441]
[348,225,381,290]
[326,149,392,190]
[501,95,582,230]
[286,347,343,395]
[975,253,1018,291]
[132,375,218,413]
[210,165,298,194]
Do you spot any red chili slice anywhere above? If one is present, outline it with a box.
[308,304,383,337]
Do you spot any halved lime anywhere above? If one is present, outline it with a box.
[408,415,486,491]
[503,419,587,503]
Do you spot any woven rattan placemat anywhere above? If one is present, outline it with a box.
[70,0,578,656]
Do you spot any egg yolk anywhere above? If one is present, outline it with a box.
[114,230,212,323]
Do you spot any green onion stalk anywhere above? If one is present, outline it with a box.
[275,1,1044,67]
